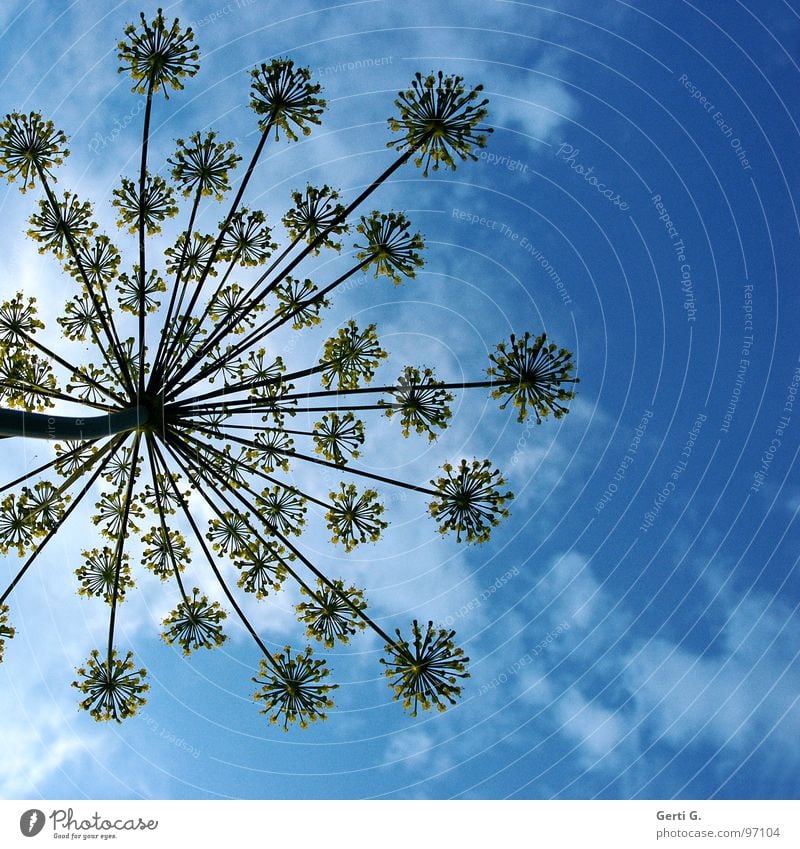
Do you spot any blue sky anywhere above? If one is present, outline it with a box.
[0,0,798,800]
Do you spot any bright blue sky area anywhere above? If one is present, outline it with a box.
[0,0,798,800]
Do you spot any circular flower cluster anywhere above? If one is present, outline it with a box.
[0,603,14,662]
[161,587,227,654]
[379,366,453,440]
[388,71,491,176]
[325,483,387,551]
[117,8,199,96]
[249,59,326,140]
[381,620,469,716]
[282,185,348,252]
[0,9,579,734]
[76,548,133,603]
[169,132,241,200]
[428,459,513,544]
[72,649,149,723]
[488,332,578,423]
[0,111,69,191]
[253,647,336,730]
[296,579,367,648]
[355,211,425,284]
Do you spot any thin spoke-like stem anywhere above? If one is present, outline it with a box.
[137,81,155,398]
[167,257,371,399]
[106,432,142,662]
[13,328,127,407]
[152,438,278,667]
[35,167,137,399]
[158,118,276,384]
[148,182,202,385]
[168,147,415,392]
[143,433,188,600]
[0,434,127,605]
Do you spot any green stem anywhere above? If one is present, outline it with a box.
[158,118,277,384]
[106,432,142,663]
[137,82,155,398]
[0,406,147,440]
[153,438,277,665]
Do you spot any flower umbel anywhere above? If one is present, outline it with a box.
[0,10,577,732]
[355,211,424,284]
[388,71,491,176]
[249,59,326,140]
[0,111,69,191]
[0,603,15,663]
[253,647,336,730]
[161,587,227,654]
[117,8,199,96]
[379,366,453,440]
[296,579,367,648]
[381,620,469,716]
[488,332,578,423]
[72,649,149,722]
[429,459,513,543]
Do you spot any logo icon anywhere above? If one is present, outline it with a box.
[19,810,46,837]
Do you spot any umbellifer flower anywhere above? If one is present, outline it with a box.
[381,620,469,716]
[0,603,15,663]
[296,579,367,648]
[253,646,336,730]
[0,111,69,191]
[488,332,578,423]
[72,649,149,722]
[388,71,491,176]
[117,8,199,96]
[379,366,453,440]
[326,483,387,551]
[355,211,424,284]
[428,459,513,544]
[0,10,577,731]
[76,548,133,602]
[161,587,227,654]
[249,59,326,140]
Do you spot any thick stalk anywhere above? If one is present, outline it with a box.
[0,406,147,440]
